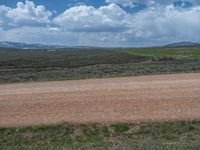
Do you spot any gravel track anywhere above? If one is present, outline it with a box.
[0,73,200,127]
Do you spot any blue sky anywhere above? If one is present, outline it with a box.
[0,0,200,47]
[0,0,107,13]
[0,0,148,15]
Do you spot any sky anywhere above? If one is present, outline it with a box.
[0,0,200,47]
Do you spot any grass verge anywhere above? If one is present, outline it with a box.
[1,121,200,150]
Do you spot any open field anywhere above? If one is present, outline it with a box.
[0,47,200,83]
[1,47,200,149]
[0,73,200,127]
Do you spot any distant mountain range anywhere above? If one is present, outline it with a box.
[0,41,66,49]
[164,42,200,48]
[0,41,200,49]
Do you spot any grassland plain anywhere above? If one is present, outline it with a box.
[0,47,200,83]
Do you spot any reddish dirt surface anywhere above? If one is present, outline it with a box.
[0,73,200,127]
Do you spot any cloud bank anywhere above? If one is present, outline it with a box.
[0,0,200,47]
[106,0,199,7]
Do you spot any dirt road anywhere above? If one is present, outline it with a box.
[0,73,200,127]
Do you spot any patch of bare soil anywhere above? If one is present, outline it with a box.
[0,73,200,127]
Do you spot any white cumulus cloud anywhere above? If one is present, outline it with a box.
[0,0,51,29]
[131,4,200,42]
[53,3,133,32]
